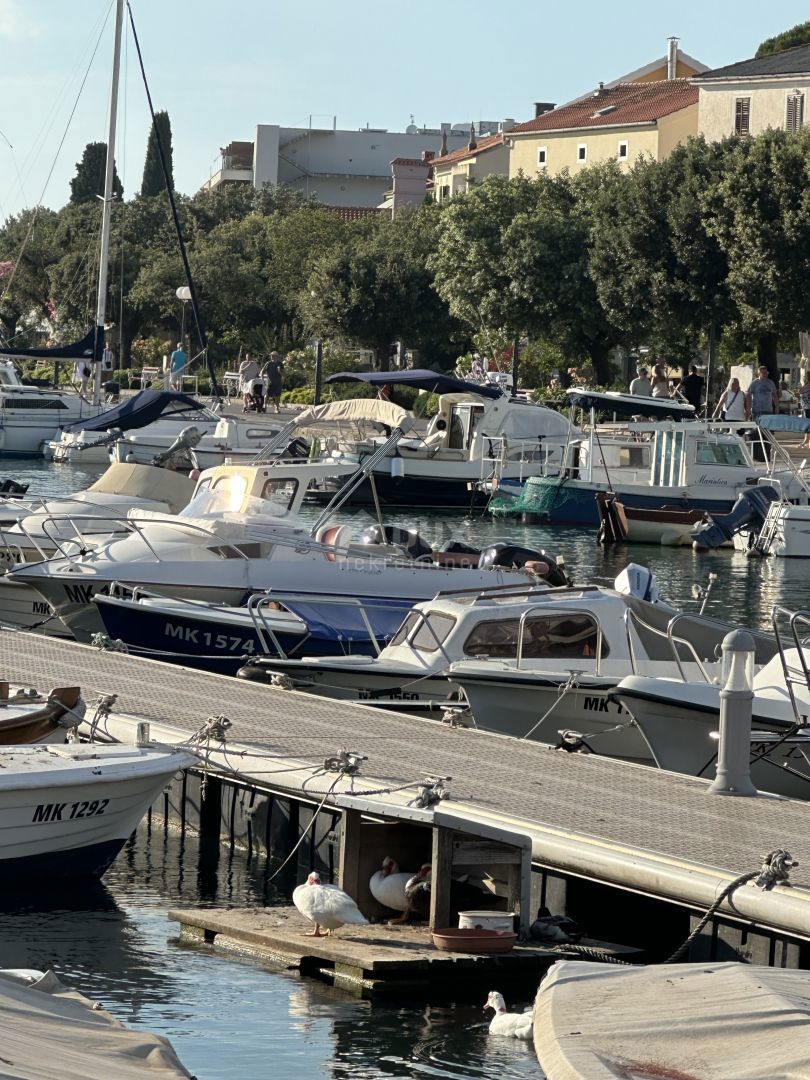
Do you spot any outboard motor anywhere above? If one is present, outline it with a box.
[0,478,28,498]
[614,563,659,603]
[690,485,781,550]
[150,425,204,468]
[478,542,568,586]
[358,523,433,560]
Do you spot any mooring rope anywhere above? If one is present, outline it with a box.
[664,849,799,964]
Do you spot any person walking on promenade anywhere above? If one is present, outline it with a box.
[261,351,284,413]
[745,366,779,422]
[713,377,747,422]
[675,364,704,413]
[238,353,260,410]
[651,364,671,398]
[170,342,187,391]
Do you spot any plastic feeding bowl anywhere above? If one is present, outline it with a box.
[431,928,517,954]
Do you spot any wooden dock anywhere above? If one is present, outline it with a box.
[169,904,638,997]
[2,627,810,959]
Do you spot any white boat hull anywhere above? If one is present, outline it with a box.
[0,743,194,878]
[452,670,650,759]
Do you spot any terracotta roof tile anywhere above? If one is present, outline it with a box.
[390,157,430,167]
[432,133,504,168]
[511,80,698,134]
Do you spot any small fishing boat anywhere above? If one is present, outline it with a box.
[611,608,810,799]
[445,565,777,759]
[0,741,194,879]
[491,391,804,527]
[0,684,84,745]
[595,491,707,546]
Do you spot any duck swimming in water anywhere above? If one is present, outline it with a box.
[483,991,533,1040]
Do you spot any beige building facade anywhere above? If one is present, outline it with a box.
[507,81,699,180]
[695,45,810,141]
[431,135,510,202]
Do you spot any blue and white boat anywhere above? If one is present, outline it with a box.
[93,590,411,675]
[491,390,804,527]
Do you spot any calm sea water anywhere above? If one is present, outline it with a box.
[1,458,806,1078]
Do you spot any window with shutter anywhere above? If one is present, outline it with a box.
[735,97,751,136]
[787,93,805,133]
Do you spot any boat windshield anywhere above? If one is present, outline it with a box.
[411,612,457,652]
[181,475,299,518]
[463,613,604,659]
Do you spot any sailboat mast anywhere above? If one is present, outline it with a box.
[93,0,124,407]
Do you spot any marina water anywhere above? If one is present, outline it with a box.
[1,458,806,1078]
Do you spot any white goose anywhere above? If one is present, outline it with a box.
[483,991,533,1040]
[369,856,414,912]
[292,871,368,937]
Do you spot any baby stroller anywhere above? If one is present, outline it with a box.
[243,377,266,413]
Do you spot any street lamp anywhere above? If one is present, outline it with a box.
[176,285,191,350]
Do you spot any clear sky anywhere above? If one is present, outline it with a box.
[0,0,794,218]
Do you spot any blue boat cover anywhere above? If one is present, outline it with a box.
[565,389,696,420]
[0,327,103,363]
[62,389,208,433]
[278,595,413,642]
[326,368,503,400]
[757,413,810,433]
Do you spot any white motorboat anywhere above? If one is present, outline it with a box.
[262,371,573,508]
[0,741,194,879]
[110,413,284,470]
[611,611,810,799]
[443,566,777,760]
[45,388,223,464]
[0,462,194,636]
[0,353,111,456]
[236,567,777,752]
[6,439,567,642]
[533,961,810,1080]
[0,969,192,1079]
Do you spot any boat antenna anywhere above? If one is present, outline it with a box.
[125,2,222,401]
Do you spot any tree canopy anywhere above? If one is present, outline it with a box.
[756,21,810,57]
[69,142,123,204]
[141,110,173,197]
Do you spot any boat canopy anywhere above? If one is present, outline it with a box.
[62,390,208,434]
[294,398,412,430]
[326,368,503,400]
[757,413,810,433]
[565,388,696,420]
[0,327,103,364]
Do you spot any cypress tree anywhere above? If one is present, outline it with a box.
[69,141,123,203]
[141,111,173,197]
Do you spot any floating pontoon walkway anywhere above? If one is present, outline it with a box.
[3,627,810,943]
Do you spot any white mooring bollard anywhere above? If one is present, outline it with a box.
[708,629,757,796]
